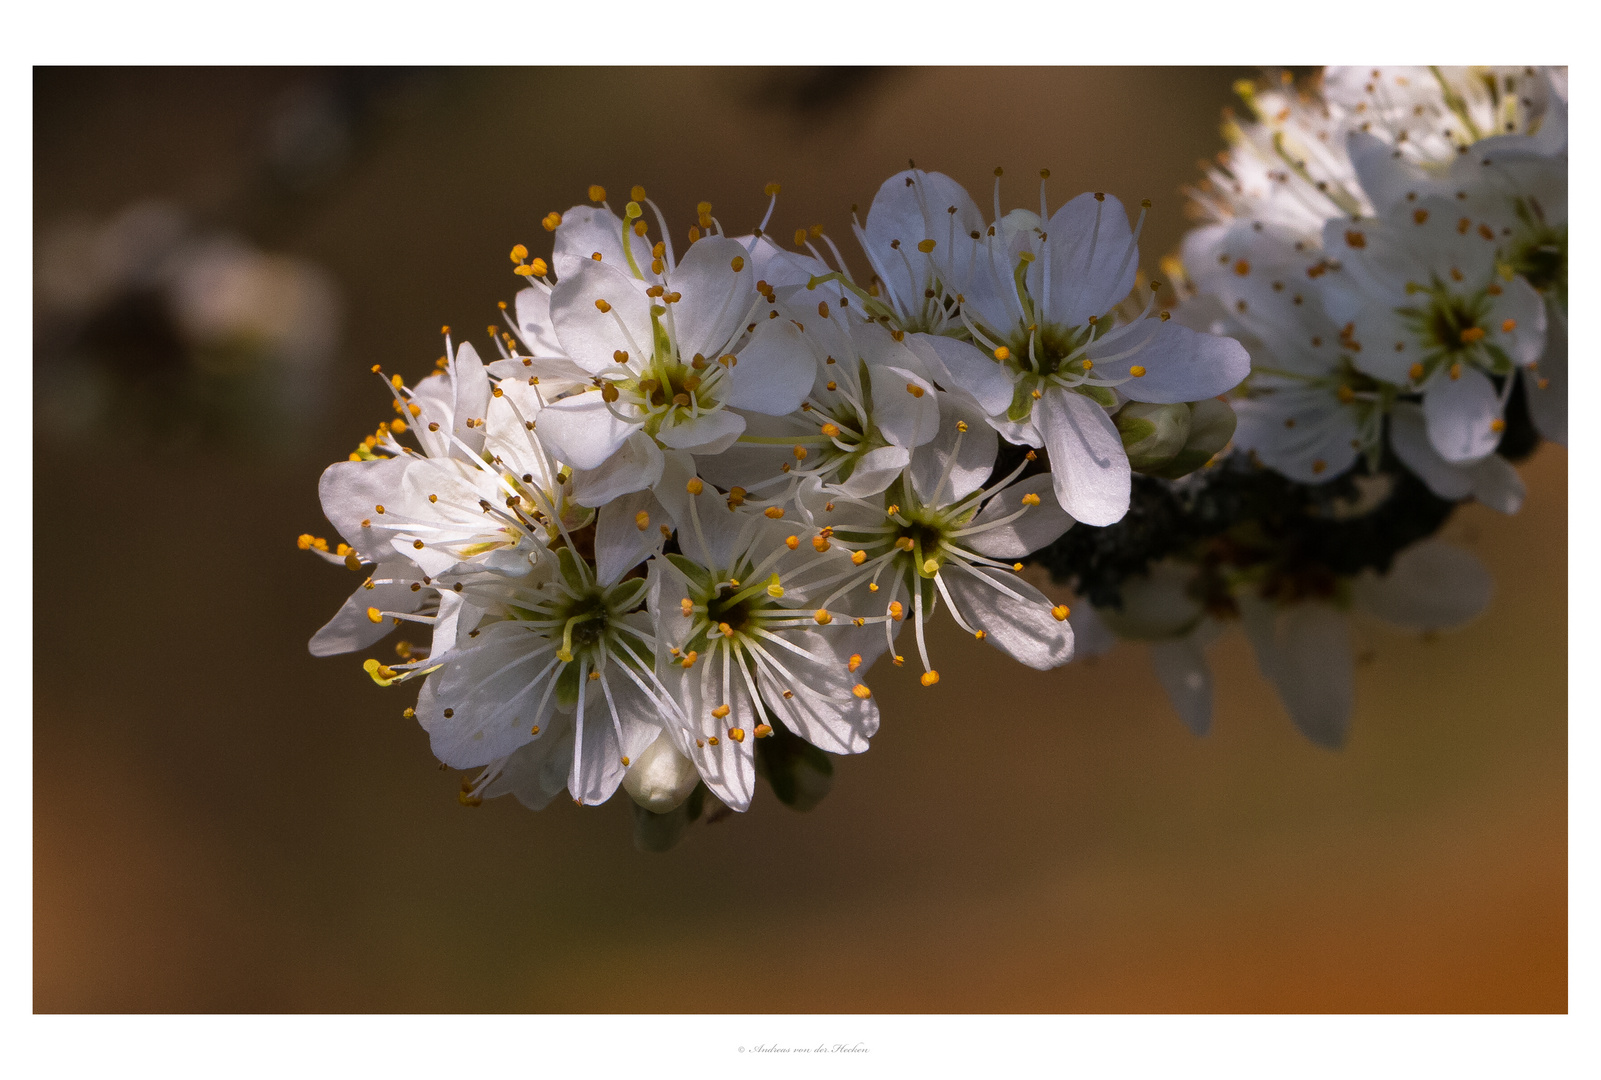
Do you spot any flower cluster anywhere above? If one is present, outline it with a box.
[1040,67,1565,745]
[304,170,1250,839]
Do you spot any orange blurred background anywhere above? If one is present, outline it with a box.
[33,67,1565,1012]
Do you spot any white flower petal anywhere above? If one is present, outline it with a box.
[595,489,667,586]
[1239,598,1353,750]
[1091,318,1251,404]
[512,285,563,356]
[1422,364,1502,463]
[942,562,1074,670]
[536,392,635,472]
[903,332,1015,416]
[1149,636,1213,736]
[656,407,746,453]
[1523,303,1566,444]
[549,258,653,375]
[665,236,757,362]
[415,620,560,769]
[1038,386,1130,527]
[317,455,414,562]
[1388,402,1472,500]
[1353,540,1492,631]
[552,203,652,281]
[569,669,660,806]
[1466,453,1525,515]
[569,430,664,507]
[1041,192,1139,326]
[963,473,1074,559]
[482,721,577,811]
[752,629,881,755]
[908,393,996,505]
[308,560,427,657]
[722,318,814,414]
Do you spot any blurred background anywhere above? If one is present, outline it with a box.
[33,67,1565,1012]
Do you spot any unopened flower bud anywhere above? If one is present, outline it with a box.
[1116,402,1192,472]
[621,733,702,813]
[1142,398,1238,480]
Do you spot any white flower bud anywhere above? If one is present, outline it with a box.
[622,733,701,813]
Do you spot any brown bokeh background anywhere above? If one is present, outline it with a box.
[33,67,1566,1012]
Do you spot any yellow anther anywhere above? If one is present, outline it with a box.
[812,534,831,552]
[1234,259,1251,276]
[1021,493,1042,507]
[1031,389,1043,399]
[1501,319,1517,332]
[634,510,651,531]
[956,420,968,433]
[917,239,936,253]
[681,650,698,668]
[1460,327,1486,344]
[509,243,528,262]
[1051,605,1070,622]
[297,533,315,550]
[595,298,612,313]
[922,558,939,574]
[542,211,562,231]
[814,609,833,625]
[712,704,730,719]
[891,654,903,665]
[894,536,915,551]
[868,583,879,592]
[697,201,713,215]
[588,671,600,681]
[889,601,904,621]
[1129,365,1146,377]
[754,724,773,738]
[1337,385,1356,404]
[412,539,425,549]
[588,184,606,202]
[364,605,384,624]
[630,184,646,202]
[1449,363,1463,380]
[785,535,800,551]
[764,506,785,519]
[920,671,940,687]
[390,373,404,389]
[680,598,694,617]
[852,684,872,699]
[794,228,808,246]
[974,630,986,641]
[766,576,785,599]
[529,257,548,276]
[1490,418,1507,433]
[727,727,745,743]
[792,445,807,460]
[994,346,1010,361]
[687,478,705,495]
[850,549,867,566]
[764,182,781,196]
[826,381,837,391]
[717,622,735,639]
[1080,359,1093,370]
[906,382,925,398]
[846,653,863,673]
[1409,362,1425,381]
